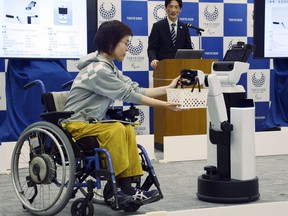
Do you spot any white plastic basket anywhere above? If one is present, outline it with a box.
[166,88,208,109]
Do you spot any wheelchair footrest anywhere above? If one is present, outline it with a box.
[111,192,162,212]
[141,194,162,205]
[109,198,142,211]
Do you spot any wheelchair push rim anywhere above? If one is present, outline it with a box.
[11,122,76,216]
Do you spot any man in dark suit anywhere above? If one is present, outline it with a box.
[148,0,192,69]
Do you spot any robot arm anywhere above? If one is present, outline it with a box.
[180,61,249,132]
[205,73,232,132]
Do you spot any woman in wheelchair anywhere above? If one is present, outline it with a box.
[61,20,181,208]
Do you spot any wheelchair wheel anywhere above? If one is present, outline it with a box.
[71,198,94,216]
[11,121,76,216]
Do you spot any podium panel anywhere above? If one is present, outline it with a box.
[153,59,215,151]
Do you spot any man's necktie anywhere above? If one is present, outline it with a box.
[171,23,176,46]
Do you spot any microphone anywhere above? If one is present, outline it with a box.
[186,23,205,32]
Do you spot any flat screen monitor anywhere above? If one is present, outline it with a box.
[0,0,97,59]
[175,49,204,59]
[254,0,288,58]
[223,49,250,62]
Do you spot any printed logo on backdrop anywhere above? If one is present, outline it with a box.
[153,4,166,21]
[199,3,223,36]
[204,6,219,22]
[123,36,148,71]
[147,1,166,34]
[135,109,146,135]
[247,69,270,102]
[128,39,144,56]
[127,38,143,69]
[129,106,150,135]
[252,72,265,88]
[122,105,149,135]
[99,2,116,19]
[97,0,121,24]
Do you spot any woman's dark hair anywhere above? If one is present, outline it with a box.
[93,20,133,55]
[165,0,182,8]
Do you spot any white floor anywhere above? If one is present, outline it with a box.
[137,201,288,216]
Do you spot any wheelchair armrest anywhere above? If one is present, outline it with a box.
[40,111,74,124]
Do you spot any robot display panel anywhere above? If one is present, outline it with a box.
[223,50,247,62]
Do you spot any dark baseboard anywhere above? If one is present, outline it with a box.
[154,142,164,151]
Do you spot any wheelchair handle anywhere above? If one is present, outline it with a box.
[23,79,46,93]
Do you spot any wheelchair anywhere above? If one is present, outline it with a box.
[11,80,163,216]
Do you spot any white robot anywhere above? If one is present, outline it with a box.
[180,60,260,203]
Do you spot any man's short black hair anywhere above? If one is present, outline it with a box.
[93,20,133,55]
[165,0,183,8]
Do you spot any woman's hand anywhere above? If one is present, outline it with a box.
[168,75,181,88]
[166,102,182,111]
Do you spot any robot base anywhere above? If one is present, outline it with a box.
[197,176,260,203]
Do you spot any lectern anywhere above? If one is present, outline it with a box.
[153,59,215,151]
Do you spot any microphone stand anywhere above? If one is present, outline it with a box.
[186,23,204,50]
[196,29,202,50]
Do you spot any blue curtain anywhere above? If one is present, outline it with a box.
[264,58,288,128]
[0,59,73,142]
